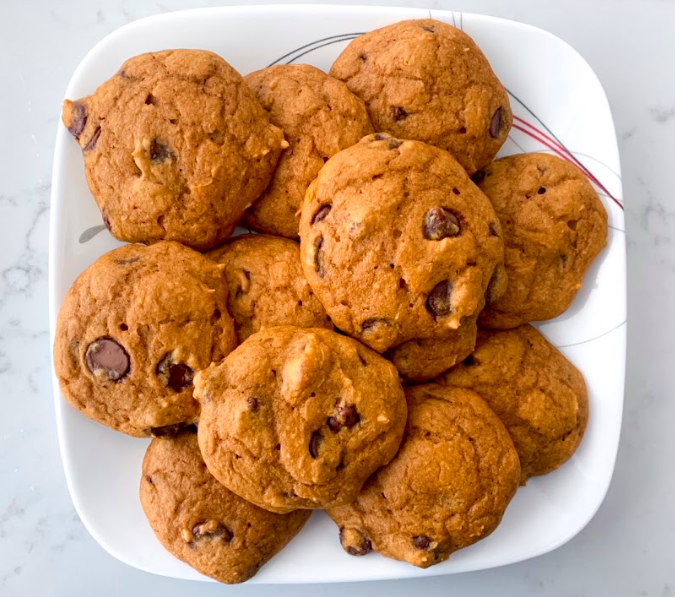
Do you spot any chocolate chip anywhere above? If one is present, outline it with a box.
[150,139,173,162]
[148,422,188,437]
[413,535,432,549]
[327,404,360,432]
[426,281,453,317]
[488,222,499,237]
[156,354,194,392]
[84,126,101,151]
[102,211,112,231]
[361,317,392,333]
[423,208,460,240]
[247,397,259,411]
[490,108,503,138]
[471,170,486,185]
[538,187,546,194]
[312,204,332,225]
[340,528,372,556]
[374,133,387,141]
[392,106,408,121]
[192,521,233,543]
[85,337,130,381]
[119,323,128,331]
[463,355,475,366]
[452,188,460,195]
[67,103,87,139]
[327,417,342,433]
[314,235,325,278]
[309,430,322,459]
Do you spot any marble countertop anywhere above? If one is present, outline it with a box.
[1,0,673,595]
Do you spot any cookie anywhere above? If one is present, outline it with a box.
[385,301,482,382]
[438,325,588,482]
[140,429,310,584]
[327,383,520,567]
[61,50,286,251]
[299,133,505,353]
[330,19,512,174]
[194,326,407,513]
[207,234,333,343]
[53,242,236,437]
[243,64,373,237]
[475,153,608,329]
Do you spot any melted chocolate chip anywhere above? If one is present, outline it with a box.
[490,108,503,138]
[340,528,372,556]
[247,397,259,411]
[309,430,323,459]
[413,535,432,549]
[67,103,87,139]
[392,106,408,121]
[85,337,130,381]
[192,521,233,543]
[327,404,360,433]
[314,235,325,278]
[150,139,173,162]
[423,208,460,240]
[327,417,342,433]
[148,422,188,438]
[426,281,453,317]
[156,354,194,392]
[312,204,332,225]
[84,126,101,152]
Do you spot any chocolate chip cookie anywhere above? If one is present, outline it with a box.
[207,234,333,343]
[385,301,482,381]
[243,64,373,237]
[194,326,407,513]
[299,133,504,353]
[330,19,512,174]
[438,325,588,483]
[328,383,520,567]
[53,241,236,437]
[475,153,608,329]
[61,50,286,251]
[140,429,310,583]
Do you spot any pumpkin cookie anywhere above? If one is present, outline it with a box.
[330,19,511,174]
[299,133,504,353]
[475,153,608,328]
[62,50,286,251]
[207,234,332,343]
[53,242,236,437]
[194,326,407,513]
[140,429,310,584]
[438,325,588,482]
[328,384,520,567]
[243,64,373,237]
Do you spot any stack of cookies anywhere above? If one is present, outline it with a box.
[54,19,607,583]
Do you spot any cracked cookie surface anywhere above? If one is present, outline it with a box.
[140,429,310,584]
[243,64,373,238]
[330,19,512,174]
[194,326,407,513]
[438,325,588,483]
[475,153,608,329]
[61,49,286,251]
[327,383,520,568]
[54,241,236,437]
[207,234,333,343]
[299,133,504,353]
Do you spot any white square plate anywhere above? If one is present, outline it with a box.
[49,4,626,584]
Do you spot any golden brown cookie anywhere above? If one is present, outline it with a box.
[438,325,588,483]
[385,301,482,382]
[53,242,236,437]
[330,19,512,174]
[328,384,520,568]
[207,234,333,343]
[194,326,407,513]
[475,153,608,329]
[140,429,310,584]
[61,50,286,251]
[299,133,504,353]
[243,64,373,237]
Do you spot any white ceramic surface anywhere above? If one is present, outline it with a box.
[48,4,625,585]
